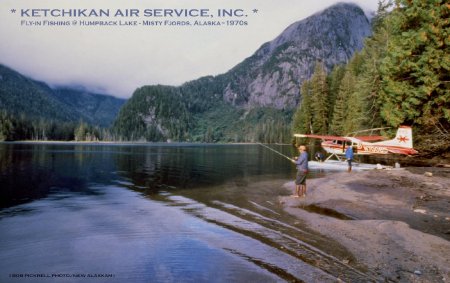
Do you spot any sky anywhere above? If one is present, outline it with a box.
[0,0,379,98]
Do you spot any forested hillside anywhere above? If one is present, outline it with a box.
[53,88,126,127]
[0,65,125,141]
[0,65,79,122]
[292,0,450,156]
[112,83,292,143]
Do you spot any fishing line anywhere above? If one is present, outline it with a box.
[258,143,296,163]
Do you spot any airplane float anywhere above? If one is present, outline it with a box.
[294,126,418,162]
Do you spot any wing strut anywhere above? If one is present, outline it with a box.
[324,152,343,162]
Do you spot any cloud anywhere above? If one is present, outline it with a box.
[0,0,378,98]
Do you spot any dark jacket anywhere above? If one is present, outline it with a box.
[295,152,308,171]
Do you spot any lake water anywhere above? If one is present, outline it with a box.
[0,143,367,282]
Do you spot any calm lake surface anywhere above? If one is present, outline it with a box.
[0,143,358,282]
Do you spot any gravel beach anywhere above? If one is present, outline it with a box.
[280,168,450,282]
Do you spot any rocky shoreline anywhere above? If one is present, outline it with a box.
[280,168,450,282]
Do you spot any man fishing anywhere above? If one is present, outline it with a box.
[294,145,308,197]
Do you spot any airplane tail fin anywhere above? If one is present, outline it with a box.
[387,126,414,148]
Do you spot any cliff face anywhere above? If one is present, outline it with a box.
[222,3,371,109]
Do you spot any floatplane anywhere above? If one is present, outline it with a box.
[294,126,418,171]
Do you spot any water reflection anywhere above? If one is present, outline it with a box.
[113,144,297,193]
[0,143,119,209]
[0,143,298,209]
[0,185,293,283]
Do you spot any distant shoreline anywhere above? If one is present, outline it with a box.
[0,140,270,146]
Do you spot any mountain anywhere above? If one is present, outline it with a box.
[0,64,77,122]
[52,88,126,127]
[222,2,371,109]
[0,64,126,127]
[113,3,372,142]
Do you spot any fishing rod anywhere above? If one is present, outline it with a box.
[258,143,296,163]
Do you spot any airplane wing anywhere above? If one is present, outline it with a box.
[355,135,386,142]
[293,134,350,141]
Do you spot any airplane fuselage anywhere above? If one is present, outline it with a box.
[321,139,417,155]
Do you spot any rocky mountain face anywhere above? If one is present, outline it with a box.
[221,3,371,109]
[0,64,126,127]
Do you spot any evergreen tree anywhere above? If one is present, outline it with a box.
[310,62,329,134]
[342,56,371,134]
[343,85,366,134]
[330,70,354,135]
[74,121,87,141]
[0,111,14,141]
[31,119,48,141]
[327,64,346,122]
[292,80,313,134]
[379,0,450,132]
[204,126,213,143]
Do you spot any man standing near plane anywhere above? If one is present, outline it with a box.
[345,145,354,172]
[294,145,308,197]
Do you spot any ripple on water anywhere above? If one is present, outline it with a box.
[0,185,303,282]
